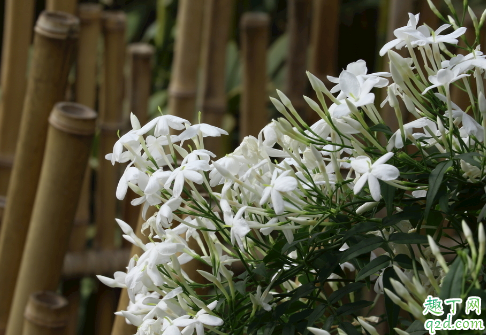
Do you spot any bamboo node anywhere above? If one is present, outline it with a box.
[102,11,127,31]
[128,43,155,58]
[78,3,103,21]
[24,291,68,329]
[49,102,97,136]
[169,88,197,99]
[240,12,270,29]
[35,11,80,40]
[0,154,14,168]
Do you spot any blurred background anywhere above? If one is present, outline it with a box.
[0,0,484,334]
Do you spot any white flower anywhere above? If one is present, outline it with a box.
[328,70,379,118]
[328,59,390,94]
[259,169,298,215]
[164,160,211,198]
[405,24,467,47]
[172,301,223,335]
[178,123,228,142]
[156,197,183,228]
[379,13,421,56]
[136,114,190,136]
[97,271,127,288]
[250,285,274,311]
[422,68,469,94]
[106,131,140,165]
[221,201,251,250]
[351,152,400,201]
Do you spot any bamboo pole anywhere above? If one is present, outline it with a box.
[200,0,233,156]
[123,43,154,237]
[111,207,154,335]
[5,102,96,335]
[168,0,205,124]
[46,0,78,15]
[0,12,79,335]
[309,0,340,82]
[96,10,126,250]
[285,0,311,120]
[239,12,270,140]
[94,11,127,335]
[23,292,69,335]
[0,0,36,221]
[63,5,102,335]
[62,249,131,278]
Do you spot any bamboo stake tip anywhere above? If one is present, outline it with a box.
[49,102,97,136]
[102,11,127,31]
[78,3,103,20]
[35,11,80,39]
[128,43,155,57]
[240,12,270,29]
[24,291,69,328]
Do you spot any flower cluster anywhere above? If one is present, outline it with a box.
[99,4,486,335]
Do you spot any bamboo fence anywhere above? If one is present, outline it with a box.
[5,102,96,335]
[200,0,234,156]
[168,0,205,124]
[0,0,36,221]
[239,12,270,140]
[23,292,69,335]
[46,0,78,15]
[63,4,103,334]
[285,0,311,118]
[94,11,127,335]
[0,12,79,335]
[123,43,155,236]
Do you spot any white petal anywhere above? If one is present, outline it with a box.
[353,173,369,194]
[371,164,400,181]
[368,174,381,201]
[197,314,224,326]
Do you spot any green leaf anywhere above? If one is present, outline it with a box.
[405,320,427,335]
[336,300,373,316]
[328,282,366,304]
[388,233,428,244]
[383,267,400,335]
[302,304,327,335]
[341,236,384,263]
[439,257,464,301]
[343,221,378,241]
[380,180,396,216]
[454,152,481,168]
[425,160,453,218]
[369,124,393,135]
[356,255,391,281]
[393,254,422,270]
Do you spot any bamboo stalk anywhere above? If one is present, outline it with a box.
[5,102,96,335]
[285,0,311,120]
[23,292,69,335]
[0,0,36,221]
[200,0,233,156]
[111,207,155,335]
[96,11,126,251]
[62,249,131,278]
[46,0,78,15]
[168,0,205,124]
[63,6,102,334]
[94,11,127,335]
[0,12,79,335]
[239,12,270,140]
[418,0,440,29]
[123,43,154,237]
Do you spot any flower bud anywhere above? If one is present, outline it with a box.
[306,71,326,92]
[358,318,379,335]
[356,202,379,215]
[270,97,287,115]
[276,89,292,108]
[130,112,141,130]
[387,86,399,108]
[304,95,323,114]
[479,92,486,115]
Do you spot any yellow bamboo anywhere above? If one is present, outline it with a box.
[0,0,36,221]
[168,0,205,124]
[5,102,96,335]
[23,292,69,335]
[123,43,154,237]
[200,0,233,156]
[94,11,127,335]
[46,0,78,15]
[285,0,312,120]
[0,12,79,335]
[63,6,103,334]
[239,12,270,140]
[62,249,131,278]
[111,207,154,335]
